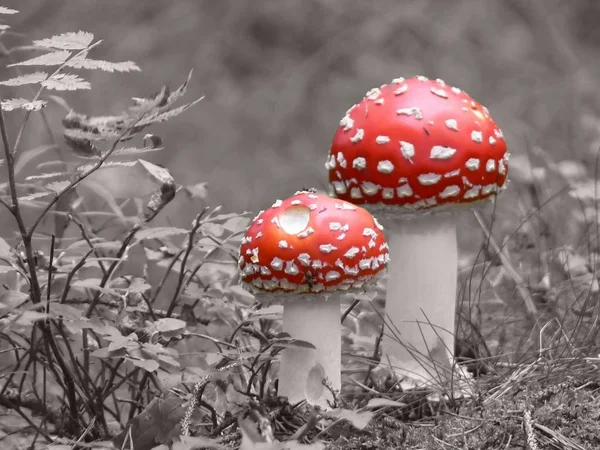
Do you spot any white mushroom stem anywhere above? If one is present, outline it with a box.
[278,293,341,408]
[379,214,457,385]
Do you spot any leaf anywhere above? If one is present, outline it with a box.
[247,305,283,321]
[364,398,407,408]
[65,54,141,72]
[8,50,71,67]
[42,72,90,91]
[0,237,12,259]
[64,133,101,157]
[26,171,69,181]
[133,226,188,242]
[129,357,160,372]
[171,436,225,450]
[136,97,204,127]
[184,182,208,200]
[325,408,374,430]
[0,7,18,14]
[0,72,48,86]
[271,338,316,350]
[112,396,187,450]
[1,98,46,111]
[72,279,117,296]
[33,31,94,50]
[46,180,71,193]
[113,145,164,156]
[153,318,187,333]
[18,191,53,201]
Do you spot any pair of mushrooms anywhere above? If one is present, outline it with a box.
[238,76,509,408]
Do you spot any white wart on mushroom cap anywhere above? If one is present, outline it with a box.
[326,76,509,214]
[238,190,390,294]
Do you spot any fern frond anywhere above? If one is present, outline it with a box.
[8,50,70,67]
[42,73,90,91]
[77,160,137,174]
[0,72,48,86]
[19,191,53,201]
[1,98,47,111]
[137,97,204,126]
[0,7,18,14]
[32,31,94,50]
[66,54,140,73]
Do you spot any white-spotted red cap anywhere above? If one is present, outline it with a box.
[326,76,508,212]
[238,190,389,294]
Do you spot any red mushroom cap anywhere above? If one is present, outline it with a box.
[238,190,389,295]
[326,76,509,213]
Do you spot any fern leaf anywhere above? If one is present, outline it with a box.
[46,180,71,192]
[26,171,69,181]
[77,160,137,174]
[1,98,47,111]
[66,54,140,72]
[19,191,53,201]
[8,50,70,67]
[42,73,90,91]
[33,31,94,50]
[0,7,18,14]
[0,72,48,86]
[137,97,204,126]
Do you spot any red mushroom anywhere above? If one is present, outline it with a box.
[326,76,508,387]
[239,189,389,407]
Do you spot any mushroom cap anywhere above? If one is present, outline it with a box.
[326,76,509,214]
[238,190,389,295]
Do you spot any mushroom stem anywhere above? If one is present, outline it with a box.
[279,294,341,408]
[379,214,457,385]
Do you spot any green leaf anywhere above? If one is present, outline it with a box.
[42,73,90,91]
[0,72,48,86]
[1,98,47,111]
[33,31,94,50]
[8,50,71,67]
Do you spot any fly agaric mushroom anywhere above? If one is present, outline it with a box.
[325,76,508,387]
[238,189,389,407]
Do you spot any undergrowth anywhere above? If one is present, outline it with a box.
[0,5,599,450]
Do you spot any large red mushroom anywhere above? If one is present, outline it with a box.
[326,76,508,387]
[239,189,389,407]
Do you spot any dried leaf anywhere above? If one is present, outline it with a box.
[42,73,90,91]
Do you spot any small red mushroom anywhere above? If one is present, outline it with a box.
[325,76,508,388]
[239,189,389,407]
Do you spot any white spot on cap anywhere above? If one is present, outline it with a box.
[377,161,394,174]
[471,131,483,143]
[451,86,462,94]
[416,75,428,81]
[337,152,347,168]
[397,107,423,119]
[358,259,372,270]
[270,257,284,271]
[309,203,318,210]
[271,216,280,228]
[290,200,302,205]
[278,240,289,249]
[344,247,360,259]
[336,202,356,210]
[353,157,367,170]
[256,231,263,239]
[445,119,458,131]
[340,115,354,131]
[430,88,448,98]
[361,181,380,196]
[439,185,461,198]
[325,271,341,282]
[337,233,346,240]
[350,129,364,143]
[325,154,336,170]
[285,261,299,275]
[376,135,391,144]
[297,227,314,239]
[272,200,283,208]
[498,159,506,175]
[464,185,482,199]
[332,181,347,194]
[391,77,405,84]
[486,159,496,172]
[418,173,442,185]
[382,188,394,199]
[400,141,415,162]
[465,158,480,171]
[489,136,496,145]
[397,183,413,197]
[430,146,457,160]
[320,244,337,253]
[365,87,381,100]
[444,169,461,178]
[311,260,323,269]
[394,84,408,95]
[482,184,497,195]
[298,253,311,266]
[350,187,362,199]
[363,228,378,240]
[260,266,271,276]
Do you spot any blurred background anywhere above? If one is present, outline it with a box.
[1,0,599,212]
